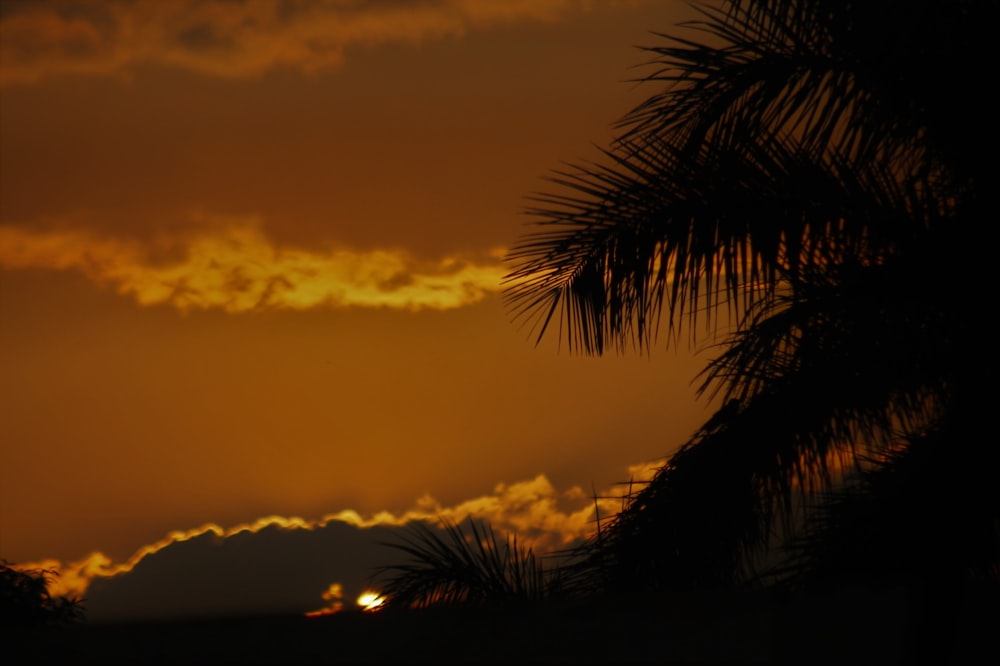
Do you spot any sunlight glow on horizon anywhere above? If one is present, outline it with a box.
[305,588,385,617]
[14,462,665,603]
[357,591,386,612]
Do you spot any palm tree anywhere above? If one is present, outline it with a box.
[505,0,997,610]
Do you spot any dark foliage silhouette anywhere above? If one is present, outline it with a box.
[374,518,562,610]
[0,560,84,626]
[505,0,998,606]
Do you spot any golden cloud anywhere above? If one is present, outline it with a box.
[0,0,648,86]
[0,220,507,312]
[16,460,664,603]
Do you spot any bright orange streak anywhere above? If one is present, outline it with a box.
[304,583,346,617]
[0,222,507,312]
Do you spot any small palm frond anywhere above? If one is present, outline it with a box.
[373,519,559,610]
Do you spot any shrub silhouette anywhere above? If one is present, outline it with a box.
[0,560,84,626]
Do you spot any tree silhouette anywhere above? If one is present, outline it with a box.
[505,0,997,608]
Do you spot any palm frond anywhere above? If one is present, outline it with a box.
[504,125,926,355]
[504,0,974,356]
[373,519,561,610]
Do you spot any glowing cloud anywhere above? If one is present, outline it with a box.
[0,0,651,86]
[0,220,507,312]
[16,460,664,606]
[304,582,345,617]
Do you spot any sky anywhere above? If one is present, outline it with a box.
[0,0,719,620]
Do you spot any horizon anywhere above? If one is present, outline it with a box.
[17,461,664,623]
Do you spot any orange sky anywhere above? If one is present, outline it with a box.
[0,0,718,614]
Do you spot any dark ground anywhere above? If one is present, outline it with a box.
[4,584,997,665]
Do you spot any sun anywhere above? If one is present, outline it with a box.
[356,591,386,612]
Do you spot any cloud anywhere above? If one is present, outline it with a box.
[14,460,663,622]
[0,218,507,312]
[0,0,648,86]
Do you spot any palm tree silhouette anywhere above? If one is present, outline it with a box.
[505,0,997,624]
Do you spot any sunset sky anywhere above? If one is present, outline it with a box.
[0,0,720,619]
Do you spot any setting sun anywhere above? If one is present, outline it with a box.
[6,0,990,663]
[0,0,708,624]
[357,591,386,612]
